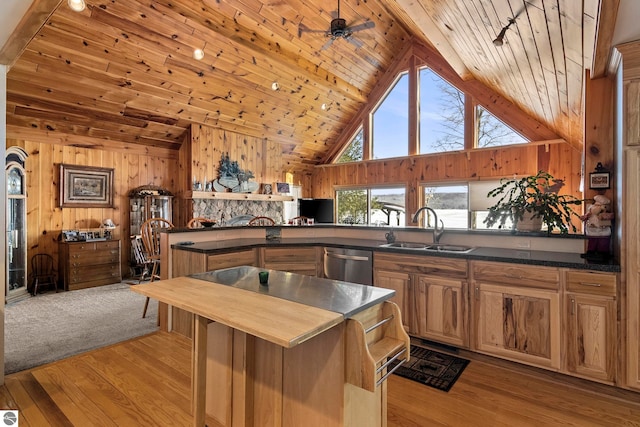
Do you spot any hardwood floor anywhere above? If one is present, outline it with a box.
[2,332,639,426]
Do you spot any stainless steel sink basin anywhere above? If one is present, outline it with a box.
[379,242,475,253]
[424,244,475,253]
[380,242,427,249]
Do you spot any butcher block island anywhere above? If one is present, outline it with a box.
[132,266,409,427]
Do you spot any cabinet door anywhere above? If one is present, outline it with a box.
[373,269,411,332]
[474,282,560,370]
[566,293,616,383]
[414,276,467,347]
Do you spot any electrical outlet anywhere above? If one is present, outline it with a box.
[516,240,531,249]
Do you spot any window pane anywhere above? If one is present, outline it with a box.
[336,128,363,163]
[477,106,527,148]
[420,68,465,154]
[336,189,368,224]
[372,73,408,159]
[422,185,469,229]
[371,187,405,226]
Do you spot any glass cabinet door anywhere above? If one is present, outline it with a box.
[6,160,28,302]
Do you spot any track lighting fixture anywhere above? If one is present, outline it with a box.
[493,18,516,46]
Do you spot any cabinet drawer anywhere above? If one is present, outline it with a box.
[566,270,617,296]
[374,252,467,279]
[69,263,121,282]
[472,261,559,290]
[207,250,256,271]
[262,247,318,263]
[67,240,119,254]
[68,251,120,266]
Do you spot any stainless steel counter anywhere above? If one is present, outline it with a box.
[192,266,393,318]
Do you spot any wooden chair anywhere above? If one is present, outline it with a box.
[248,216,275,226]
[130,235,153,284]
[187,217,217,229]
[31,253,58,295]
[140,218,174,317]
[288,216,309,225]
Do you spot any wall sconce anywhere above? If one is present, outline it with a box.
[589,162,611,190]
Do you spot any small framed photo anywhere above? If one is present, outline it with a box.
[589,172,610,189]
[78,231,88,241]
[274,182,290,194]
[262,183,273,195]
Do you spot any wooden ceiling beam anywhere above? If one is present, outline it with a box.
[591,0,620,78]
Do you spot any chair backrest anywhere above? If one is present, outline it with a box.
[187,217,216,229]
[288,216,308,225]
[140,218,174,259]
[248,216,275,226]
[31,253,55,277]
[131,235,148,264]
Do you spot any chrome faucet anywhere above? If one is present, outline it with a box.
[412,206,445,244]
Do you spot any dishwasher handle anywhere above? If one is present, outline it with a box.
[325,252,371,262]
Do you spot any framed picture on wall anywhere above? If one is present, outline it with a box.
[59,164,114,208]
[274,182,290,194]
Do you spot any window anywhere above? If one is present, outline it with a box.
[372,73,409,159]
[336,128,363,163]
[421,185,469,229]
[476,106,527,148]
[420,68,465,154]
[336,186,406,226]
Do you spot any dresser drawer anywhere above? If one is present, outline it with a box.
[472,261,559,290]
[69,263,121,280]
[565,270,617,296]
[68,251,120,266]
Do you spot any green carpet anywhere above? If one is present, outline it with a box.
[391,345,469,392]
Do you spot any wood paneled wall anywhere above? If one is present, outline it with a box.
[7,139,180,282]
[311,140,582,222]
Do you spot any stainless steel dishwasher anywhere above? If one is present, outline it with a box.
[323,247,373,285]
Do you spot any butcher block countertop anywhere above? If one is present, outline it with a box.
[131,266,394,348]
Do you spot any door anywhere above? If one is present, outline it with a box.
[6,147,28,303]
[414,275,467,347]
[373,269,411,332]
[474,282,560,370]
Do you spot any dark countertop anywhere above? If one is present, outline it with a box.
[192,266,395,318]
[172,237,620,273]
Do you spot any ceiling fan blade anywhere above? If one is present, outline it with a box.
[347,21,375,33]
[346,36,364,49]
[320,38,335,51]
[298,22,328,37]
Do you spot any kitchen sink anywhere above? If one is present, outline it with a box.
[379,242,475,253]
[380,242,428,249]
[424,244,475,253]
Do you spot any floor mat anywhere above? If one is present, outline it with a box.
[391,345,469,392]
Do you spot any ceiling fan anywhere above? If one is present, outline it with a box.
[298,0,375,50]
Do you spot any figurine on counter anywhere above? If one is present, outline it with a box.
[580,194,614,259]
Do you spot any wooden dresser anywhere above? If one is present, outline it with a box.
[59,240,122,291]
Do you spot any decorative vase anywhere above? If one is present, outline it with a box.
[515,212,543,232]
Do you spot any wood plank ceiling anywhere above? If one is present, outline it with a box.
[4,0,608,175]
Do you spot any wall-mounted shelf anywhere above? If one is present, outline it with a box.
[187,191,293,202]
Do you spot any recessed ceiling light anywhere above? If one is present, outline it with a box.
[271,82,280,91]
[193,48,205,60]
[321,103,327,110]
[67,0,86,12]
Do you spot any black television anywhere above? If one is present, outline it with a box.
[298,198,334,223]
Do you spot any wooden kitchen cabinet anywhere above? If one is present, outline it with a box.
[59,240,122,291]
[260,246,321,277]
[471,261,561,370]
[564,270,617,384]
[374,252,468,345]
[413,275,467,347]
[372,268,412,332]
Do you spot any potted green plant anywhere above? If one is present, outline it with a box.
[483,171,582,234]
